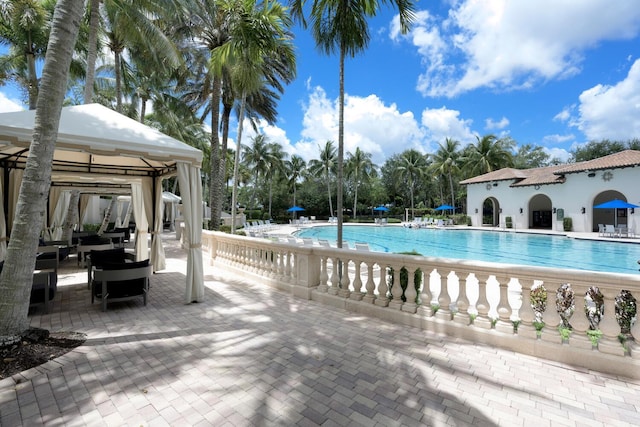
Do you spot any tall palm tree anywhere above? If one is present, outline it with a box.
[463,134,514,176]
[291,0,415,247]
[431,138,460,210]
[243,134,271,209]
[308,141,338,218]
[285,154,306,208]
[0,0,84,344]
[264,143,285,218]
[0,0,54,109]
[212,0,295,233]
[345,147,375,220]
[395,149,429,219]
[181,0,295,231]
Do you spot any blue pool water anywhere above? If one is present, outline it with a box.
[296,225,640,275]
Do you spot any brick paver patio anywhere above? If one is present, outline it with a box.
[1,232,639,426]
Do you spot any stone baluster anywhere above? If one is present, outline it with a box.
[402,265,418,313]
[328,256,340,295]
[435,270,452,321]
[375,265,390,307]
[277,249,286,281]
[453,272,471,326]
[317,255,328,293]
[417,268,433,317]
[350,260,364,301]
[539,280,562,343]
[363,262,376,304]
[567,284,592,350]
[597,288,626,356]
[338,257,351,298]
[494,275,514,334]
[516,279,538,340]
[473,274,493,329]
[388,262,404,310]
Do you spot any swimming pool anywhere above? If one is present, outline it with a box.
[296,225,640,275]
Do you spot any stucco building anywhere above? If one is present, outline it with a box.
[460,150,640,233]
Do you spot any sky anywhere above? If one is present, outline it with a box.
[2,0,640,166]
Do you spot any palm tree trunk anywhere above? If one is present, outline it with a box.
[61,190,80,244]
[353,180,358,220]
[326,169,333,218]
[230,93,247,233]
[83,0,100,104]
[26,47,38,110]
[448,172,455,211]
[115,50,122,112]
[209,76,223,230]
[336,48,345,248]
[97,197,116,234]
[0,0,83,345]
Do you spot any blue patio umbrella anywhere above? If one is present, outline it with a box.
[287,205,304,220]
[594,199,639,227]
[593,199,639,209]
[434,204,455,211]
[373,206,389,212]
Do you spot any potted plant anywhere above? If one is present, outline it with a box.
[505,216,513,229]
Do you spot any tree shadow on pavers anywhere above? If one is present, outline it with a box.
[16,270,497,426]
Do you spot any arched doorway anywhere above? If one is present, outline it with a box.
[482,197,500,226]
[592,190,626,231]
[529,194,552,229]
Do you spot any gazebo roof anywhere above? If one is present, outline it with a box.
[0,104,202,186]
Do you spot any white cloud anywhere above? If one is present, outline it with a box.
[296,86,426,164]
[543,133,575,144]
[420,107,476,146]
[0,92,24,112]
[400,1,640,97]
[573,59,640,140]
[544,146,571,162]
[485,116,509,130]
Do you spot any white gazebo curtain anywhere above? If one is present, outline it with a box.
[177,162,204,303]
[131,181,150,262]
[79,194,91,230]
[151,177,166,272]
[46,188,70,241]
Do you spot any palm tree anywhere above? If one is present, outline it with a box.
[291,0,415,248]
[395,149,429,219]
[345,147,376,220]
[264,143,285,218]
[285,155,306,208]
[181,0,295,231]
[308,141,338,218]
[243,134,272,209]
[0,0,53,109]
[212,0,295,233]
[100,0,181,112]
[463,134,514,176]
[431,138,460,210]
[0,0,84,344]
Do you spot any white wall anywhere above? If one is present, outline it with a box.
[466,168,640,232]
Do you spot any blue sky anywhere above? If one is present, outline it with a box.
[2,1,640,166]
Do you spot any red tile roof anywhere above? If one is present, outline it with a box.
[459,150,640,188]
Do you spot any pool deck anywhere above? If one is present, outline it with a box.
[2,230,640,426]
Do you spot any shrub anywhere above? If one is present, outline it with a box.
[505,216,513,228]
[563,217,573,231]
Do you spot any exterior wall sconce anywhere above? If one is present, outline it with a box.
[553,207,557,214]
[475,208,478,213]
[587,172,596,178]
[581,207,586,214]
[492,182,498,187]
[519,208,523,214]
[499,208,503,213]
[632,208,635,214]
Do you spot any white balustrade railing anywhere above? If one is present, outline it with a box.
[201,230,640,379]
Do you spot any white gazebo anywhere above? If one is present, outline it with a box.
[0,103,205,303]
